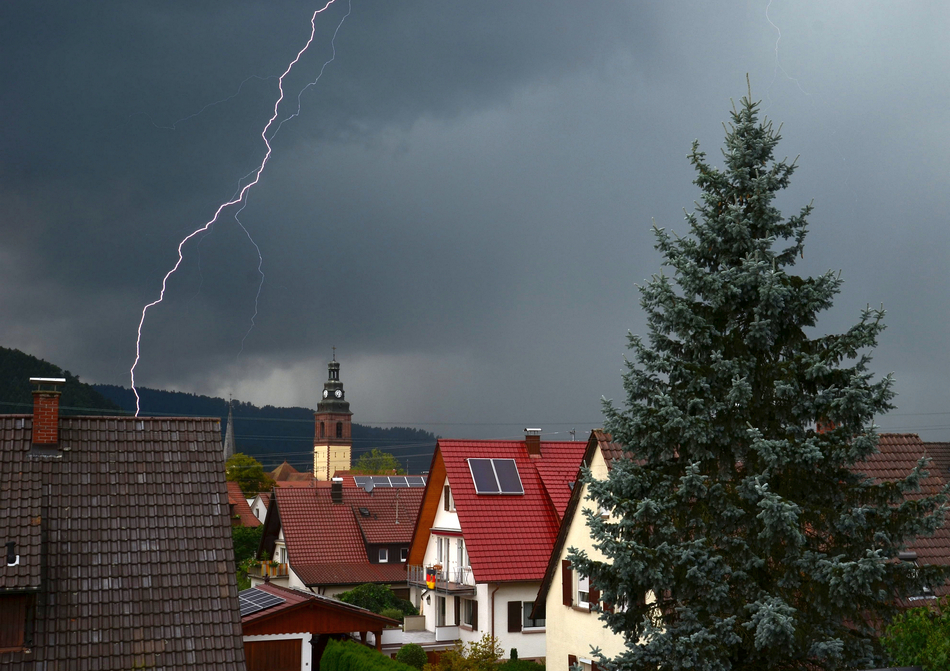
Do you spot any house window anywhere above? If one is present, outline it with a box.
[460,598,478,629]
[278,546,287,564]
[443,485,455,511]
[336,422,343,438]
[379,548,389,563]
[400,547,408,562]
[0,594,32,651]
[523,601,545,629]
[458,538,468,569]
[577,574,590,609]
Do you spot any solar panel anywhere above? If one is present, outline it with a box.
[239,587,286,617]
[493,459,524,494]
[468,458,523,495]
[469,458,500,494]
[354,475,427,488]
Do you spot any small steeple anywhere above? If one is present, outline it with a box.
[223,396,236,460]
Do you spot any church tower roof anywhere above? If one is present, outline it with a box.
[223,398,236,460]
[316,359,352,415]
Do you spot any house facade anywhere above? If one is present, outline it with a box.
[535,430,630,671]
[406,431,587,662]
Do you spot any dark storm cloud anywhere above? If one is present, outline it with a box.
[2,1,948,439]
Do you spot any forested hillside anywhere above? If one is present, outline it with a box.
[0,346,121,415]
[94,384,437,474]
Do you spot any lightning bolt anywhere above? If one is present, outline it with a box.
[131,0,351,416]
[765,0,809,109]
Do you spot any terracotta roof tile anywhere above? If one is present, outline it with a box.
[228,480,261,527]
[0,415,244,669]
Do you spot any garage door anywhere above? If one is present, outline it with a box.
[245,638,302,671]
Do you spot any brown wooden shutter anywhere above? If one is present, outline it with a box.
[589,582,600,610]
[562,559,573,606]
[507,600,522,632]
[444,485,450,511]
[472,599,478,631]
[454,596,460,626]
[568,654,577,669]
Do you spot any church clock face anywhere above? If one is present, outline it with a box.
[334,389,343,399]
[323,389,329,399]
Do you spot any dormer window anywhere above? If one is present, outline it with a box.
[379,548,389,563]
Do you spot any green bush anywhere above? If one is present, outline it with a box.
[498,660,544,671]
[321,639,417,671]
[337,583,417,616]
[396,643,428,669]
[882,596,950,671]
[380,607,405,623]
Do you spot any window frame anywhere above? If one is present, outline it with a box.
[379,547,389,563]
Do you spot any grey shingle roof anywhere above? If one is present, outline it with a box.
[0,415,245,670]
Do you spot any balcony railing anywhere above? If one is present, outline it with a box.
[251,562,289,578]
[407,564,475,594]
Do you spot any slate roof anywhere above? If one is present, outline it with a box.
[0,414,245,670]
[436,438,587,583]
[269,482,423,587]
[227,481,261,527]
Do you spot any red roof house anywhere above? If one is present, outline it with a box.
[404,430,587,662]
[255,476,424,597]
[229,480,262,527]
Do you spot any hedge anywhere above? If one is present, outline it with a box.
[321,638,418,671]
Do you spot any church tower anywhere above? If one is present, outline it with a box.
[313,355,352,480]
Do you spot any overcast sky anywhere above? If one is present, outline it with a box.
[2,1,948,442]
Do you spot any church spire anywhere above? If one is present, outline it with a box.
[223,396,236,460]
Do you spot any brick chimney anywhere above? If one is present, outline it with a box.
[31,377,65,449]
[524,428,542,457]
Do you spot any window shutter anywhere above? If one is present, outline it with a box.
[568,654,577,669]
[507,600,522,632]
[455,597,461,626]
[444,485,450,511]
[590,582,600,609]
[562,560,573,606]
[472,600,478,631]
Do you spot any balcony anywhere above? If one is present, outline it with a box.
[407,564,475,595]
[250,562,289,579]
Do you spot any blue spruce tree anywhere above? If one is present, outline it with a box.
[569,89,949,670]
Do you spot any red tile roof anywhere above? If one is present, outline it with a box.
[859,433,950,594]
[438,438,587,583]
[228,480,261,527]
[271,483,423,587]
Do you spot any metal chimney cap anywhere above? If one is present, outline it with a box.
[30,377,66,384]
[524,428,542,435]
